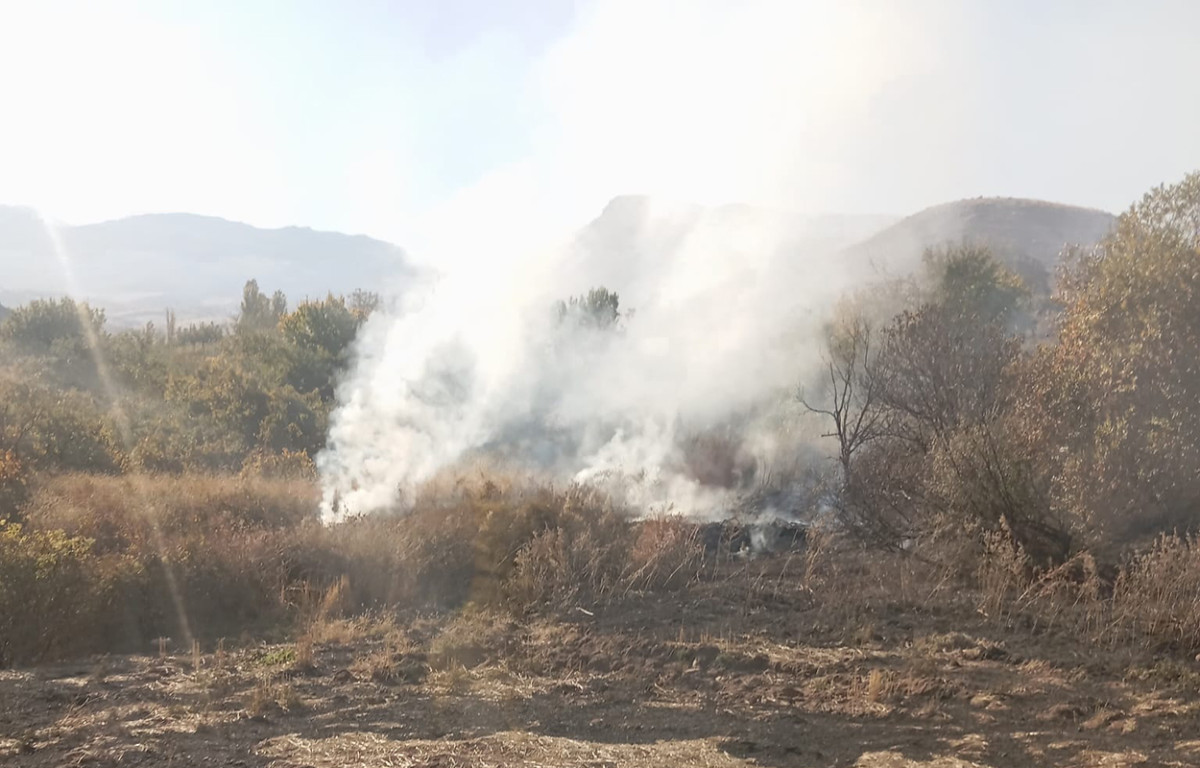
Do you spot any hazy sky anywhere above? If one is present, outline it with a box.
[0,0,1197,245]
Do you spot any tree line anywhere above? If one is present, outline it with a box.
[0,282,382,520]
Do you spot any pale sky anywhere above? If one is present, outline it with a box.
[0,0,1197,246]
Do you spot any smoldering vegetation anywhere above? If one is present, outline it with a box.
[317,203,859,523]
[1,172,1199,676]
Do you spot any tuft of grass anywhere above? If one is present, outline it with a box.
[258,648,296,667]
[245,678,302,718]
[866,668,885,703]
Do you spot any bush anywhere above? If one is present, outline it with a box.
[1024,172,1200,557]
[0,373,124,474]
[1109,534,1200,652]
[0,521,107,665]
[0,450,29,522]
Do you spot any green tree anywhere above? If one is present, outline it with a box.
[555,287,621,331]
[176,322,226,346]
[0,372,123,473]
[279,294,360,359]
[923,244,1031,330]
[237,280,286,334]
[0,298,106,385]
[348,289,381,320]
[0,297,105,354]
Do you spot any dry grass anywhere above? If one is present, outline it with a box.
[1108,534,1200,650]
[25,472,319,551]
[7,465,1200,672]
[429,611,520,671]
[245,678,302,718]
[257,731,753,768]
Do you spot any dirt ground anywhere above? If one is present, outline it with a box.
[3,559,1199,767]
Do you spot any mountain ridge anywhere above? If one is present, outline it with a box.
[0,195,1119,327]
[0,206,410,326]
[843,196,1117,290]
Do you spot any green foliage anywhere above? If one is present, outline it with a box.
[176,321,225,346]
[237,279,287,334]
[280,294,360,359]
[108,324,170,395]
[555,287,621,331]
[123,398,247,473]
[0,278,370,478]
[277,295,364,399]
[0,450,29,522]
[164,349,326,461]
[0,296,105,354]
[0,373,123,474]
[0,520,99,665]
[0,297,106,384]
[923,244,1031,329]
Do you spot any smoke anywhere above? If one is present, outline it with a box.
[318,0,952,520]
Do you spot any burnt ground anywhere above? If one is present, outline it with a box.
[3,558,1199,767]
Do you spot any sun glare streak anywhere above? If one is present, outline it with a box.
[36,210,196,650]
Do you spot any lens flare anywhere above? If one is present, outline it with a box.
[36,210,196,649]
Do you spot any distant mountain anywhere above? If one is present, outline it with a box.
[842,198,1117,292]
[0,196,1119,328]
[0,207,411,326]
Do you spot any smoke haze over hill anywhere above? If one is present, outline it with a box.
[313,2,1126,520]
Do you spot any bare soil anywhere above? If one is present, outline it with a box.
[2,559,1197,767]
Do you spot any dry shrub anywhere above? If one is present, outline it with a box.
[1109,534,1200,651]
[246,678,302,717]
[0,467,769,665]
[428,611,520,670]
[325,513,474,611]
[975,526,1032,620]
[352,629,427,684]
[5,473,323,659]
[500,486,632,608]
[280,471,660,617]
[623,516,703,593]
[970,527,1200,654]
[26,473,318,552]
[239,449,317,481]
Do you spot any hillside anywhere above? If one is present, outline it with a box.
[0,196,1117,327]
[842,197,1116,292]
[564,195,897,307]
[0,207,411,326]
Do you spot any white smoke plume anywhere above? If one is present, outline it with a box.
[318,1,952,520]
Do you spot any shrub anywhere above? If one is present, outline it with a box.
[1109,534,1200,652]
[0,450,29,522]
[623,516,704,592]
[1024,172,1200,556]
[25,473,319,552]
[0,521,103,665]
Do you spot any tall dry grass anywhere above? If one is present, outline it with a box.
[9,467,1200,668]
[1,470,709,665]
